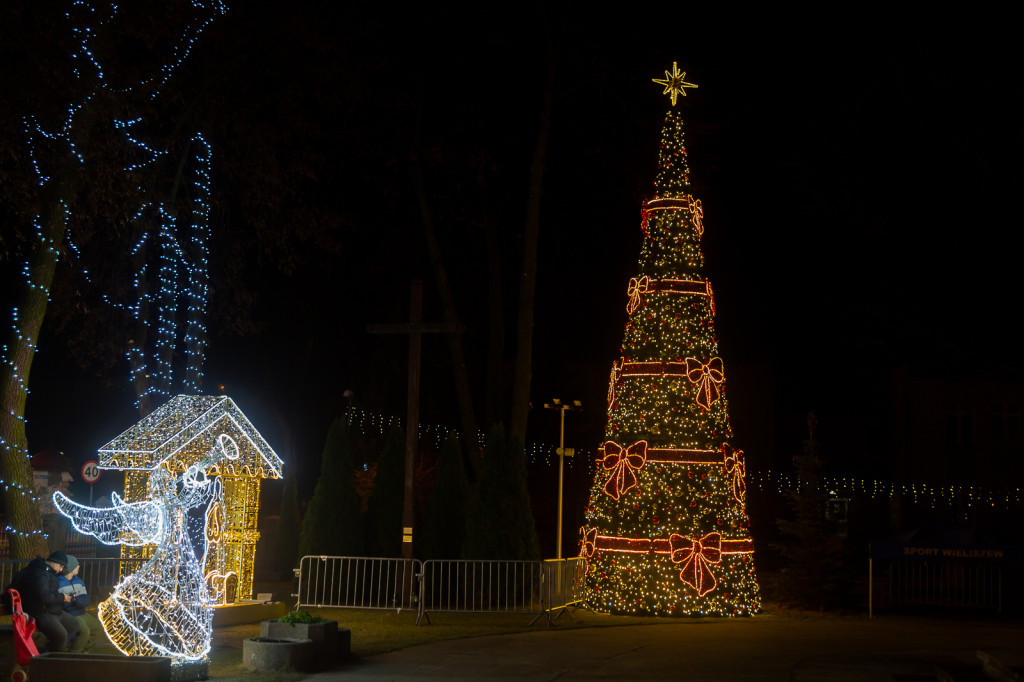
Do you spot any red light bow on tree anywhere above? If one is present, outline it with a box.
[685,356,724,410]
[607,360,621,409]
[626,276,651,314]
[719,443,746,503]
[670,532,722,597]
[601,440,648,500]
[579,526,598,563]
[689,196,704,236]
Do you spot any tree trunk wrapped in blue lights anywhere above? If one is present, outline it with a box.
[580,65,760,616]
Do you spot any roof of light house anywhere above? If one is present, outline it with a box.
[97,395,282,478]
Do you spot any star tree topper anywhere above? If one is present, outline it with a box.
[653,62,698,106]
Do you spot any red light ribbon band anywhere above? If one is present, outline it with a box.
[619,360,690,377]
[597,444,720,466]
[592,533,754,556]
[646,195,703,236]
[645,197,692,212]
[623,279,712,315]
[583,532,753,597]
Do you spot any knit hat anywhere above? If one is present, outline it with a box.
[63,554,79,575]
[46,550,69,568]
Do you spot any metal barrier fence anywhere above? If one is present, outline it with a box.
[888,560,1002,612]
[869,557,1004,617]
[294,555,588,626]
[544,557,587,620]
[417,559,545,624]
[295,555,421,610]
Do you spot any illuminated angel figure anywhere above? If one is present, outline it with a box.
[53,434,240,662]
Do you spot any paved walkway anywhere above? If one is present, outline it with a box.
[305,615,1023,681]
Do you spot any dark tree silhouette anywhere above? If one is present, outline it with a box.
[274,472,301,578]
[299,418,363,558]
[364,426,405,557]
[462,424,539,561]
[417,431,469,559]
[774,413,847,609]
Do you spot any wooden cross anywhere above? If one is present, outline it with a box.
[367,280,459,559]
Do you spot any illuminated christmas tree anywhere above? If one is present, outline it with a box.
[580,64,759,616]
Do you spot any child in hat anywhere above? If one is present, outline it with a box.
[58,555,104,653]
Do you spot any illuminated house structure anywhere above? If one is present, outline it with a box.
[98,395,282,602]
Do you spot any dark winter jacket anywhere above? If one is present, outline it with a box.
[10,556,64,618]
[57,574,89,617]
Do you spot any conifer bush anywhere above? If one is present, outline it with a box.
[298,418,364,558]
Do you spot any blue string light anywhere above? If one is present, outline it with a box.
[2,1,226,539]
[183,135,212,392]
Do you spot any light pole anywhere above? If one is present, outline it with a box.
[543,398,581,560]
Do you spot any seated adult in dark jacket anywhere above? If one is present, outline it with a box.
[11,550,80,652]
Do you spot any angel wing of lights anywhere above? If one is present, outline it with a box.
[53,490,162,546]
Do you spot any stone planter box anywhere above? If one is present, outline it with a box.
[260,619,349,670]
[242,637,314,673]
[28,652,172,682]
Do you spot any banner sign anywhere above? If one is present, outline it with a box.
[871,542,1023,561]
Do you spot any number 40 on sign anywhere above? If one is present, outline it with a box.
[81,460,101,504]
[81,460,101,483]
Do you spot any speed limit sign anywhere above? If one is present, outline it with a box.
[81,460,101,483]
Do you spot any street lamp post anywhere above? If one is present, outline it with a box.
[543,398,581,560]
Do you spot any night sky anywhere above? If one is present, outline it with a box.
[6,5,1022,532]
